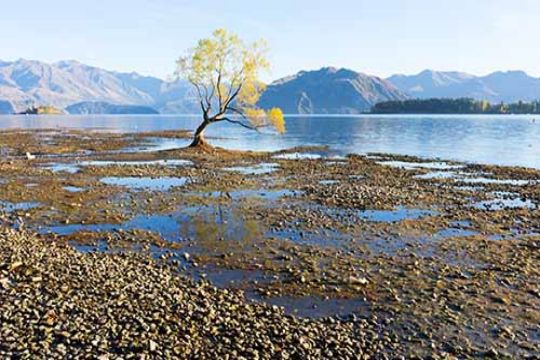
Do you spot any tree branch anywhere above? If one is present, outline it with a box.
[202,84,212,111]
[190,80,204,101]
[227,107,249,121]
[220,117,258,131]
[208,80,216,108]
[223,84,242,111]
[200,101,209,120]
[225,68,244,103]
[216,68,223,112]
[190,80,212,116]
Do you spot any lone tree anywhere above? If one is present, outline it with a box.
[176,29,285,148]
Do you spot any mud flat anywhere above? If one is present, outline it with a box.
[0,129,539,358]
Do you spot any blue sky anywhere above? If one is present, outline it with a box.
[2,0,539,80]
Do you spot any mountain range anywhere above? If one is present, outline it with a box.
[388,70,540,103]
[258,67,406,114]
[0,59,198,114]
[1,59,540,114]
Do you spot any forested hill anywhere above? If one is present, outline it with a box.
[371,98,540,114]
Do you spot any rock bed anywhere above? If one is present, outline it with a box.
[0,129,539,358]
[0,224,390,359]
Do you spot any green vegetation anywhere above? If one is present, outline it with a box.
[371,98,540,114]
[17,106,64,115]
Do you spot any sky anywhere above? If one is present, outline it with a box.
[2,0,539,81]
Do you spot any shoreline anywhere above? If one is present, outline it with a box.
[0,128,539,358]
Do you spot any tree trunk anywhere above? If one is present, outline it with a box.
[190,120,209,147]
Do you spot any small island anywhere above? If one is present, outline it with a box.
[17,105,64,115]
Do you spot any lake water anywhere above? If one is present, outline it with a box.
[1,114,540,168]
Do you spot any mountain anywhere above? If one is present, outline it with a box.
[0,59,193,113]
[480,71,540,102]
[4,60,409,115]
[0,100,14,114]
[66,101,159,115]
[387,70,540,103]
[2,59,540,114]
[0,59,154,111]
[259,67,407,114]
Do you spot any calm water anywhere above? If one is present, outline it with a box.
[1,114,540,168]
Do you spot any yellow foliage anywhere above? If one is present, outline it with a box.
[267,108,286,134]
[237,79,266,108]
[176,28,285,134]
[243,107,285,133]
[244,108,266,122]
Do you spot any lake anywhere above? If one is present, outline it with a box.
[1,114,539,169]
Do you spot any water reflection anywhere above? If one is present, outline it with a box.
[185,207,263,253]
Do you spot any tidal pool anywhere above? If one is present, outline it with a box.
[378,161,463,170]
[63,186,85,193]
[358,207,437,223]
[416,170,536,185]
[41,205,260,243]
[473,197,537,211]
[82,159,193,167]
[319,180,340,185]
[100,176,189,191]
[200,189,302,201]
[223,163,280,175]
[257,295,368,318]
[0,201,41,213]
[273,152,323,160]
[45,163,80,174]
[45,159,192,174]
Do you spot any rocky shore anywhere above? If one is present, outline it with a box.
[0,128,539,358]
[0,224,389,359]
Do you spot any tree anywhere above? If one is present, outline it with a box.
[176,29,285,148]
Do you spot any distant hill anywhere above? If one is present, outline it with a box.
[259,67,407,114]
[2,59,540,115]
[0,100,14,114]
[0,59,194,114]
[66,101,159,115]
[387,70,540,103]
